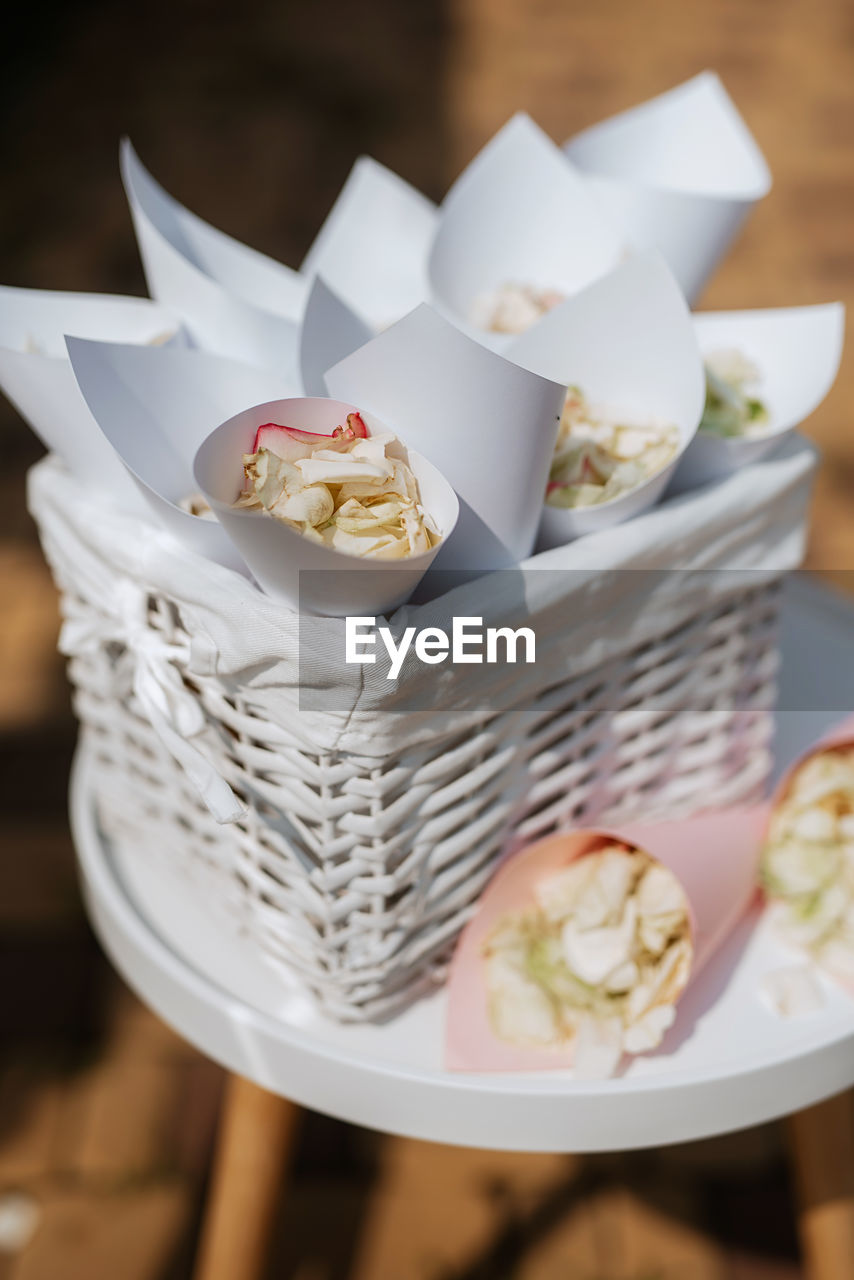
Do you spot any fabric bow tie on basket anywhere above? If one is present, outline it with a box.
[58,580,245,825]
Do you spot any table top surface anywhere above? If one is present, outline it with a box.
[72,573,854,1153]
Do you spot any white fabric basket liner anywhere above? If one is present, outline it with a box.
[29,437,816,1020]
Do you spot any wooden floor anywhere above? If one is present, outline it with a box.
[1,0,853,1275]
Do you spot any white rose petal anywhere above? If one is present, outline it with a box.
[627,938,692,1021]
[485,951,559,1047]
[271,483,334,527]
[571,847,636,931]
[636,863,687,918]
[705,347,761,388]
[471,282,563,336]
[638,911,684,957]
[296,454,393,486]
[604,960,639,994]
[760,966,826,1018]
[623,1003,675,1053]
[562,899,637,986]
[535,860,595,923]
[572,1014,624,1081]
[792,807,837,842]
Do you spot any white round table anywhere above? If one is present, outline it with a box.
[68,573,854,1279]
[71,572,854,1153]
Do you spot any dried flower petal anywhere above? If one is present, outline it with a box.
[562,899,638,985]
[178,491,217,521]
[700,348,769,439]
[760,965,826,1018]
[238,418,438,561]
[572,1014,624,1080]
[471,282,566,335]
[271,483,334,527]
[546,387,680,509]
[484,949,560,1046]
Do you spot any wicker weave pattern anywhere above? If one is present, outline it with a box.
[61,570,779,1020]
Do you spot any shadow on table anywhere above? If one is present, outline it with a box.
[633,901,761,1064]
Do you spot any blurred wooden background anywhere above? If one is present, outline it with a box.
[0,0,852,1275]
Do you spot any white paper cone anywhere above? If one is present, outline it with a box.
[565,73,772,303]
[505,253,705,548]
[66,337,295,569]
[672,302,845,491]
[300,156,437,330]
[121,140,304,372]
[324,303,566,569]
[0,285,183,513]
[429,113,624,348]
[193,397,459,616]
[299,277,373,397]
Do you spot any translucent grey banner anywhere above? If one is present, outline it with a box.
[296,568,854,722]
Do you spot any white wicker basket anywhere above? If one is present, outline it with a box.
[30,437,816,1021]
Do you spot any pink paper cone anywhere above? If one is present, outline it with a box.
[763,714,854,994]
[771,714,854,809]
[446,807,767,1072]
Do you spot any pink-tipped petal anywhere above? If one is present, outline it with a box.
[251,417,371,460]
[346,410,368,438]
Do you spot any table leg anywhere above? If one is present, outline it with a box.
[787,1090,854,1280]
[193,1073,300,1280]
